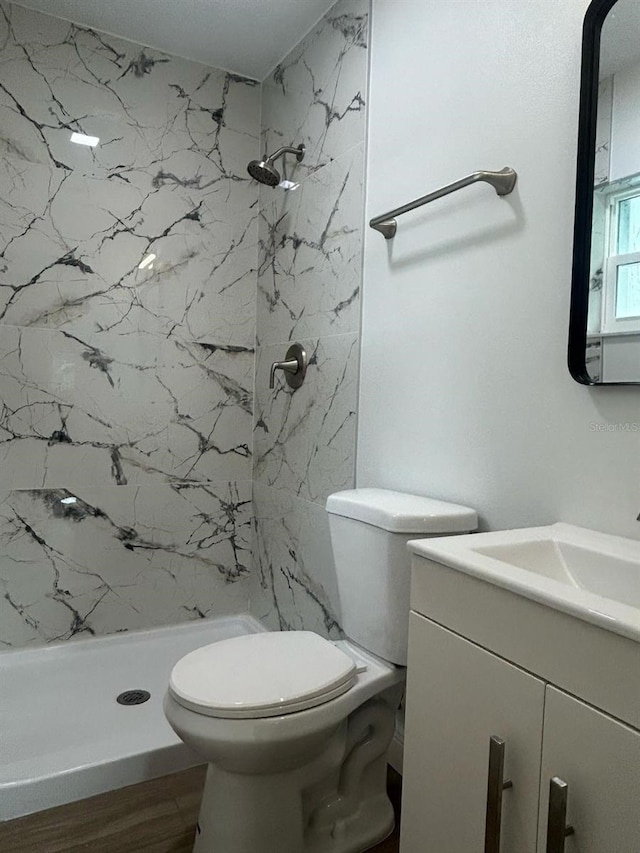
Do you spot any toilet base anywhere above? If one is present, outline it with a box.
[191,690,401,853]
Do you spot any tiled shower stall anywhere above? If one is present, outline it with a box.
[0,0,369,648]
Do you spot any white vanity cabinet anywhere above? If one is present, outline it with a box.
[537,687,640,853]
[400,557,640,853]
[400,615,545,853]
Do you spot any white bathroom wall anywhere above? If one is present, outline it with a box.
[358,0,640,539]
[611,61,640,181]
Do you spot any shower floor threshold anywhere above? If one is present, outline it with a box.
[0,614,265,821]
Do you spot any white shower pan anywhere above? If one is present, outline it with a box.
[0,614,265,821]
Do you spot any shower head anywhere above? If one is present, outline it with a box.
[247,158,281,187]
[247,144,305,187]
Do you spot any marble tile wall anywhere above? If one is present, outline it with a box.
[0,1,260,647]
[595,77,613,187]
[585,336,603,384]
[251,0,369,636]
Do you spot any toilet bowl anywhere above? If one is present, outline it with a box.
[164,489,477,853]
[164,634,404,853]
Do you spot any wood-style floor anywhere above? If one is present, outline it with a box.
[0,766,402,853]
[373,767,402,853]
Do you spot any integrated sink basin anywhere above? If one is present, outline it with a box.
[475,538,640,608]
[409,523,640,642]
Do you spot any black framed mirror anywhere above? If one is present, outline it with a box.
[569,0,640,385]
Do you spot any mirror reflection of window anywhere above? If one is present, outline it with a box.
[609,193,640,327]
[588,0,640,382]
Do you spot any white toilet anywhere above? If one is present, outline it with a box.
[164,489,477,853]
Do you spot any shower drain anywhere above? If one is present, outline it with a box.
[116,689,151,706]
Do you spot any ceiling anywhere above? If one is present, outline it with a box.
[600,0,640,79]
[14,0,338,80]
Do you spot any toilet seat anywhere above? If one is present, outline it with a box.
[169,631,358,719]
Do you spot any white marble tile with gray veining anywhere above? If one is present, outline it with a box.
[0,3,260,178]
[251,483,342,637]
[0,482,252,648]
[0,325,253,487]
[257,144,363,345]
[253,333,358,503]
[0,155,259,345]
[261,0,369,180]
[586,336,603,383]
[0,0,261,650]
[595,76,613,187]
[0,1,260,345]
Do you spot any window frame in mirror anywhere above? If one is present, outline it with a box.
[569,0,640,386]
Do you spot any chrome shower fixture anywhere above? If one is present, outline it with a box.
[247,144,305,187]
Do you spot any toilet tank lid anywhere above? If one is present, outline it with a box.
[325,489,478,534]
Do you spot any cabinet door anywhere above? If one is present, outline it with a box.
[537,687,640,853]
[400,614,545,853]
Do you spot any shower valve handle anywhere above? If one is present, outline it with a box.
[269,343,308,390]
[269,358,298,388]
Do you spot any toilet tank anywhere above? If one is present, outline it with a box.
[326,489,477,666]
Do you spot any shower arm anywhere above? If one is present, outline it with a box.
[266,144,306,164]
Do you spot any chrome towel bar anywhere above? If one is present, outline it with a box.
[369,167,518,239]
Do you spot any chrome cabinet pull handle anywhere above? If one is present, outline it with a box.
[484,736,513,853]
[546,777,575,853]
